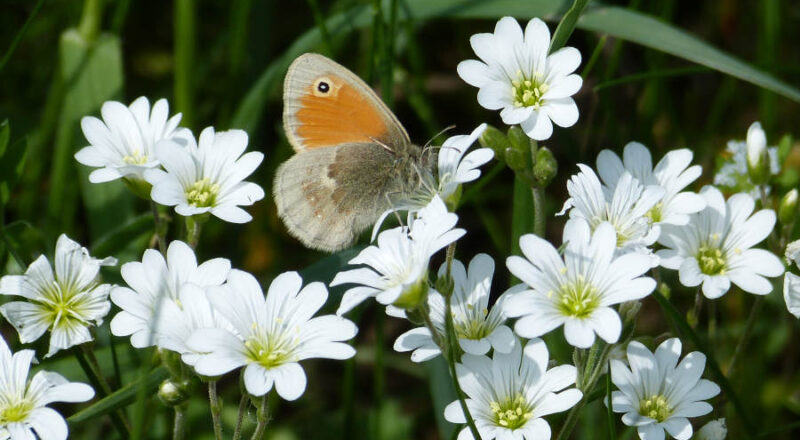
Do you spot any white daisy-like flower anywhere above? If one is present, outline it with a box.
[694,419,727,440]
[372,124,493,238]
[333,196,465,315]
[457,17,582,140]
[186,270,357,400]
[145,127,265,223]
[559,164,665,258]
[110,240,231,349]
[596,142,706,228]
[505,218,656,348]
[394,254,516,362]
[0,335,95,440]
[657,185,784,299]
[0,234,116,357]
[75,97,192,183]
[608,338,720,440]
[444,338,582,440]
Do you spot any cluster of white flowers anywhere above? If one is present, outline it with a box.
[76,97,265,223]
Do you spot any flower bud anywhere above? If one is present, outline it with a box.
[507,126,530,157]
[533,146,558,187]
[479,124,511,160]
[694,418,727,440]
[746,121,770,185]
[158,378,191,407]
[779,189,798,225]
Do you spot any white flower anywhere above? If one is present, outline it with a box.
[333,196,465,315]
[505,219,656,348]
[145,127,265,223]
[186,270,357,400]
[0,234,116,357]
[657,185,784,299]
[110,240,231,349]
[608,338,720,440]
[785,239,800,266]
[559,164,664,257]
[75,97,192,183]
[783,273,800,319]
[596,142,706,228]
[694,419,726,440]
[444,338,582,440]
[457,17,582,140]
[0,335,94,440]
[746,122,768,176]
[372,124,493,238]
[394,254,515,362]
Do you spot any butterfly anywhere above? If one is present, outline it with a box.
[274,53,434,252]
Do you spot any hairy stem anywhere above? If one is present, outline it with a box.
[209,381,224,440]
[250,394,270,440]
[232,394,249,440]
[173,405,187,440]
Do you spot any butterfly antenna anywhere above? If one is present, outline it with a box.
[370,137,396,155]
[423,125,457,149]
[383,192,406,228]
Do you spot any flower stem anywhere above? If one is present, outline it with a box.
[209,381,224,440]
[250,394,270,440]
[173,404,188,440]
[185,215,203,249]
[76,344,131,438]
[151,201,167,254]
[688,287,703,329]
[556,342,614,440]
[440,242,482,440]
[532,187,546,238]
[232,394,249,440]
[728,295,764,378]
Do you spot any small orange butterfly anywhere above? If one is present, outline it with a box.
[274,53,433,252]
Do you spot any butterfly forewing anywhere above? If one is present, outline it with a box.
[283,53,410,152]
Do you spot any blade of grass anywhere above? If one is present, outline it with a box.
[174,0,196,129]
[549,0,589,52]
[652,291,755,436]
[0,0,47,73]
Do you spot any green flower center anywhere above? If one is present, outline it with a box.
[511,71,549,110]
[639,394,672,423]
[554,276,601,319]
[123,149,148,165]
[453,305,490,340]
[0,400,33,424]
[38,282,93,331]
[185,178,220,208]
[645,202,663,224]
[244,324,299,369]
[697,245,726,275]
[489,393,533,430]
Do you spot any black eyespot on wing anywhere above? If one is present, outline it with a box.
[317,81,330,93]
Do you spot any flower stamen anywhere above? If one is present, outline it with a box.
[511,71,549,110]
[639,394,672,423]
[186,178,220,208]
[489,393,534,429]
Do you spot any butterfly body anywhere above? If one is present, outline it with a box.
[275,54,433,252]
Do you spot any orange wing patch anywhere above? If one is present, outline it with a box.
[295,74,389,148]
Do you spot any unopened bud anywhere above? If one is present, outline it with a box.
[779,189,798,225]
[746,121,770,185]
[533,147,558,188]
[434,273,455,298]
[507,126,529,157]
[479,124,511,160]
[694,418,727,440]
[158,379,191,407]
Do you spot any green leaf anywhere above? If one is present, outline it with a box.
[67,366,169,426]
[233,0,800,133]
